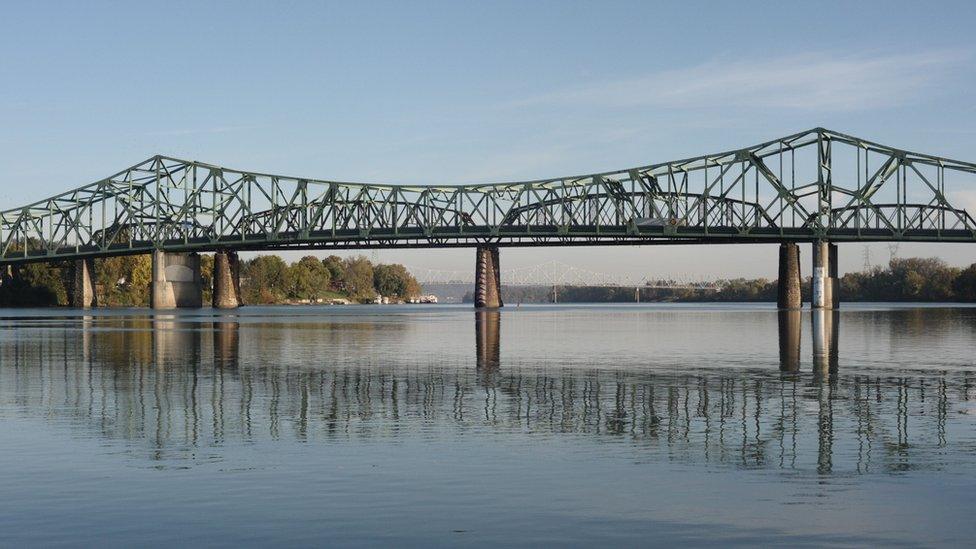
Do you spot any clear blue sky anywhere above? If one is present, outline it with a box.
[2,1,975,278]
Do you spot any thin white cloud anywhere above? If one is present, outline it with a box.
[512,50,968,111]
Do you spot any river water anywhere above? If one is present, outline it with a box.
[1,303,974,547]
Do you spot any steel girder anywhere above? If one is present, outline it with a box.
[2,128,975,265]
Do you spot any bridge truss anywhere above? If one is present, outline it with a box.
[2,128,975,265]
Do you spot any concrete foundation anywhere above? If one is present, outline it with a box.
[811,242,840,309]
[776,243,802,309]
[151,250,203,309]
[212,250,242,309]
[474,245,503,308]
[70,258,98,308]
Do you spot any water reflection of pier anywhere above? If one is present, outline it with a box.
[0,311,972,475]
[777,310,839,376]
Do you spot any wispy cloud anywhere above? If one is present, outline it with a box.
[511,50,968,112]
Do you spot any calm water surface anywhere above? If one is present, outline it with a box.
[1,303,975,547]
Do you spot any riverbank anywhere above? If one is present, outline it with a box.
[457,257,976,304]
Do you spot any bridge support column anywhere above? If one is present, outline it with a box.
[212,250,242,309]
[70,258,97,308]
[474,245,502,308]
[811,242,840,309]
[151,250,203,309]
[777,243,801,309]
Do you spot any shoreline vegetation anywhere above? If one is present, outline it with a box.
[463,257,976,304]
[0,254,426,307]
[2,254,975,307]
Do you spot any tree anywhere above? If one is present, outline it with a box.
[241,255,288,303]
[954,264,976,301]
[200,254,214,305]
[285,256,332,300]
[0,262,68,306]
[342,256,375,301]
[322,255,345,290]
[373,263,422,299]
[95,254,151,306]
[889,257,958,301]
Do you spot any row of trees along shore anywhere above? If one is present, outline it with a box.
[0,254,421,307]
[3,254,975,307]
[467,257,976,304]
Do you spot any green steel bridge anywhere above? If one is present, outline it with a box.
[1,128,974,308]
[3,127,976,263]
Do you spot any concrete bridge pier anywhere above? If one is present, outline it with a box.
[811,242,840,309]
[212,250,242,309]
[70,258,97,308]
[151,250,203,309]
[776,242,802,309]
[474,245,503,308]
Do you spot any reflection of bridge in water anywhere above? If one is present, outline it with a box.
[0,310,973,474]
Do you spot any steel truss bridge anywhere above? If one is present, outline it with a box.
[419,260,721,290]
[2,128,975,265]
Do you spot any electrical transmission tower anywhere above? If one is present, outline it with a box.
[888,243,900,263]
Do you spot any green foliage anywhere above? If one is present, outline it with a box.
[953,264,976,301]
[341,256,376,302]
[95,254,151,306]
[284,256,332,300]
[200,254,214,305]
[469,258,976,304]
[0,262,68,306]
[236,254,419,304]
[0,251,425,307]
[373,263,421,299]
[322,255,344,288]
[241,255,289,303]
[840,257,962,301]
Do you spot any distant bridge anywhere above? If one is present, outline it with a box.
[1,128,973,308]
[418,260,722,290]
